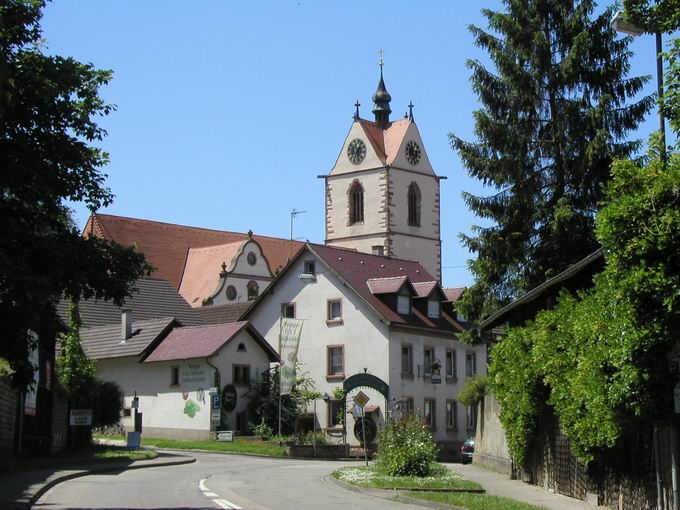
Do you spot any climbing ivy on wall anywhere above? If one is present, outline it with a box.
[489,148,680,465]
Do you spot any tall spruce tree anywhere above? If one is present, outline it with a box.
[452,0,653,321]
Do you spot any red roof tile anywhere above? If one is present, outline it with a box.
[179,241,246,307]
[358,118,410,165]
[309,244,438,327]
[443,288,465,302]
[366,276,410,295]
[144,322,249,362]
[84,214,303,289]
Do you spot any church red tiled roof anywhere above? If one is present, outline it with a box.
[358,118,410,165]
[84,214,303,289]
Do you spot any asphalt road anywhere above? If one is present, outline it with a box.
[31,451,429,510]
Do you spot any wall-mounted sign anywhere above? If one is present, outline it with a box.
[181,364,208,385]
[211,393,221,409]
[69,409,93,426]
[222,384,237,412]
[216,430,234,442]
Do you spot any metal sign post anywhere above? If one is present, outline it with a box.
[353,391,370,466]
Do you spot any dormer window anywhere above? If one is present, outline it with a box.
[397,294,411,315]
[427,299,440,319]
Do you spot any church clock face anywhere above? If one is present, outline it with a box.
[405,141,421,165]
[347,138,367,165]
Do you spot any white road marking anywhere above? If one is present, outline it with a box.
[199,478,210,492]
[213,498,244,510]
[200,478,244,509]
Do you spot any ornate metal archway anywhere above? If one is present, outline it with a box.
[342,373,390,444]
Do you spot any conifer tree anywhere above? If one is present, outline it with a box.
[452,0,654,320]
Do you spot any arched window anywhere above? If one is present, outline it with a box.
[247,281,259,300]
[349,181,364,224]
[407,182,421,226]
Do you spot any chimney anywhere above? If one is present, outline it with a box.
[121,309,132,343]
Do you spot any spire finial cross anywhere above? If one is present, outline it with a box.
[378,47,384,69]
[354,100,361,120]
[408,100,414,120]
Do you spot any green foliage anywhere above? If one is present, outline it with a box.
[246,365,317,435]
[249,419,274,439]
[0,0,151,391]
[294,431,328,445]
[452,0,652,321]
[375,415,438,477]
[490,149,680,464]
[57,301,96,406]
[623,0,680,34]
[91,379,124,428]
[662,38,680,138]
[458,375,488,407]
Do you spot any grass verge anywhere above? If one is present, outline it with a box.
[137,436,287,457]
[333,464,481,490]
[405,491,547,510]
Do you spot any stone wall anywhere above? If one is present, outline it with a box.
[473,395,512,475]
[0,377,18,466]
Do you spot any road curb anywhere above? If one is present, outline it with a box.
[18,454,196,510]
[325,475,467,510]
[149,446,363,462]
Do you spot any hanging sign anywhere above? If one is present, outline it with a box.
[221,385,237,412]
[279,318,304,396]
[69,409,93,426]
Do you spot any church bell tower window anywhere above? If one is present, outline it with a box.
[349,181,364,224]
[408,182,421,226]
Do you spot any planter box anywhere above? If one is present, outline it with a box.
[286,444,349,459]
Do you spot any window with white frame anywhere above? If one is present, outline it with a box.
[427,299,440,319]
[424,399,436,429]
[423,347,434,376]
[446,349,456,378]
[401,345,413,377]
[465,351,477,377]
[397,294,411,315]
[303,260,316,275]
[466,405,477,431]
[446,400,457,429]
[327,299,342,322]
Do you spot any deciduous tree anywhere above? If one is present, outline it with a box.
[0,0,150,390]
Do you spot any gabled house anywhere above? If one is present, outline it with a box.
[242,243,485,449]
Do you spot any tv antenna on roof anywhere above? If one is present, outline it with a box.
[290,209,307,260]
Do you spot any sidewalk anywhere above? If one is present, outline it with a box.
[0,451,195,510]
[445,463,595,510]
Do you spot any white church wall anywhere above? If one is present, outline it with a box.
[329,122,385,175]
[389,122,436,175]
[325,169,386,242]
[390,234,441,282]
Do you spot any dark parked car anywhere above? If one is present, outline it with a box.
[460,438,475,464]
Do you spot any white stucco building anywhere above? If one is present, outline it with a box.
[81,314,278,439]
[243,243,486,450]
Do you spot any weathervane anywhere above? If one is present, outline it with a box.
[378,47,385,68]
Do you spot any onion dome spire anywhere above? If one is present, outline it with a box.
[372,50,391,127]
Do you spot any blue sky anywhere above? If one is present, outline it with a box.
[41,1,663,288]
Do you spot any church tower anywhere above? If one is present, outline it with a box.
[323,63,443,281]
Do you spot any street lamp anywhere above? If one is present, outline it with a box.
[611,10,666,155]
